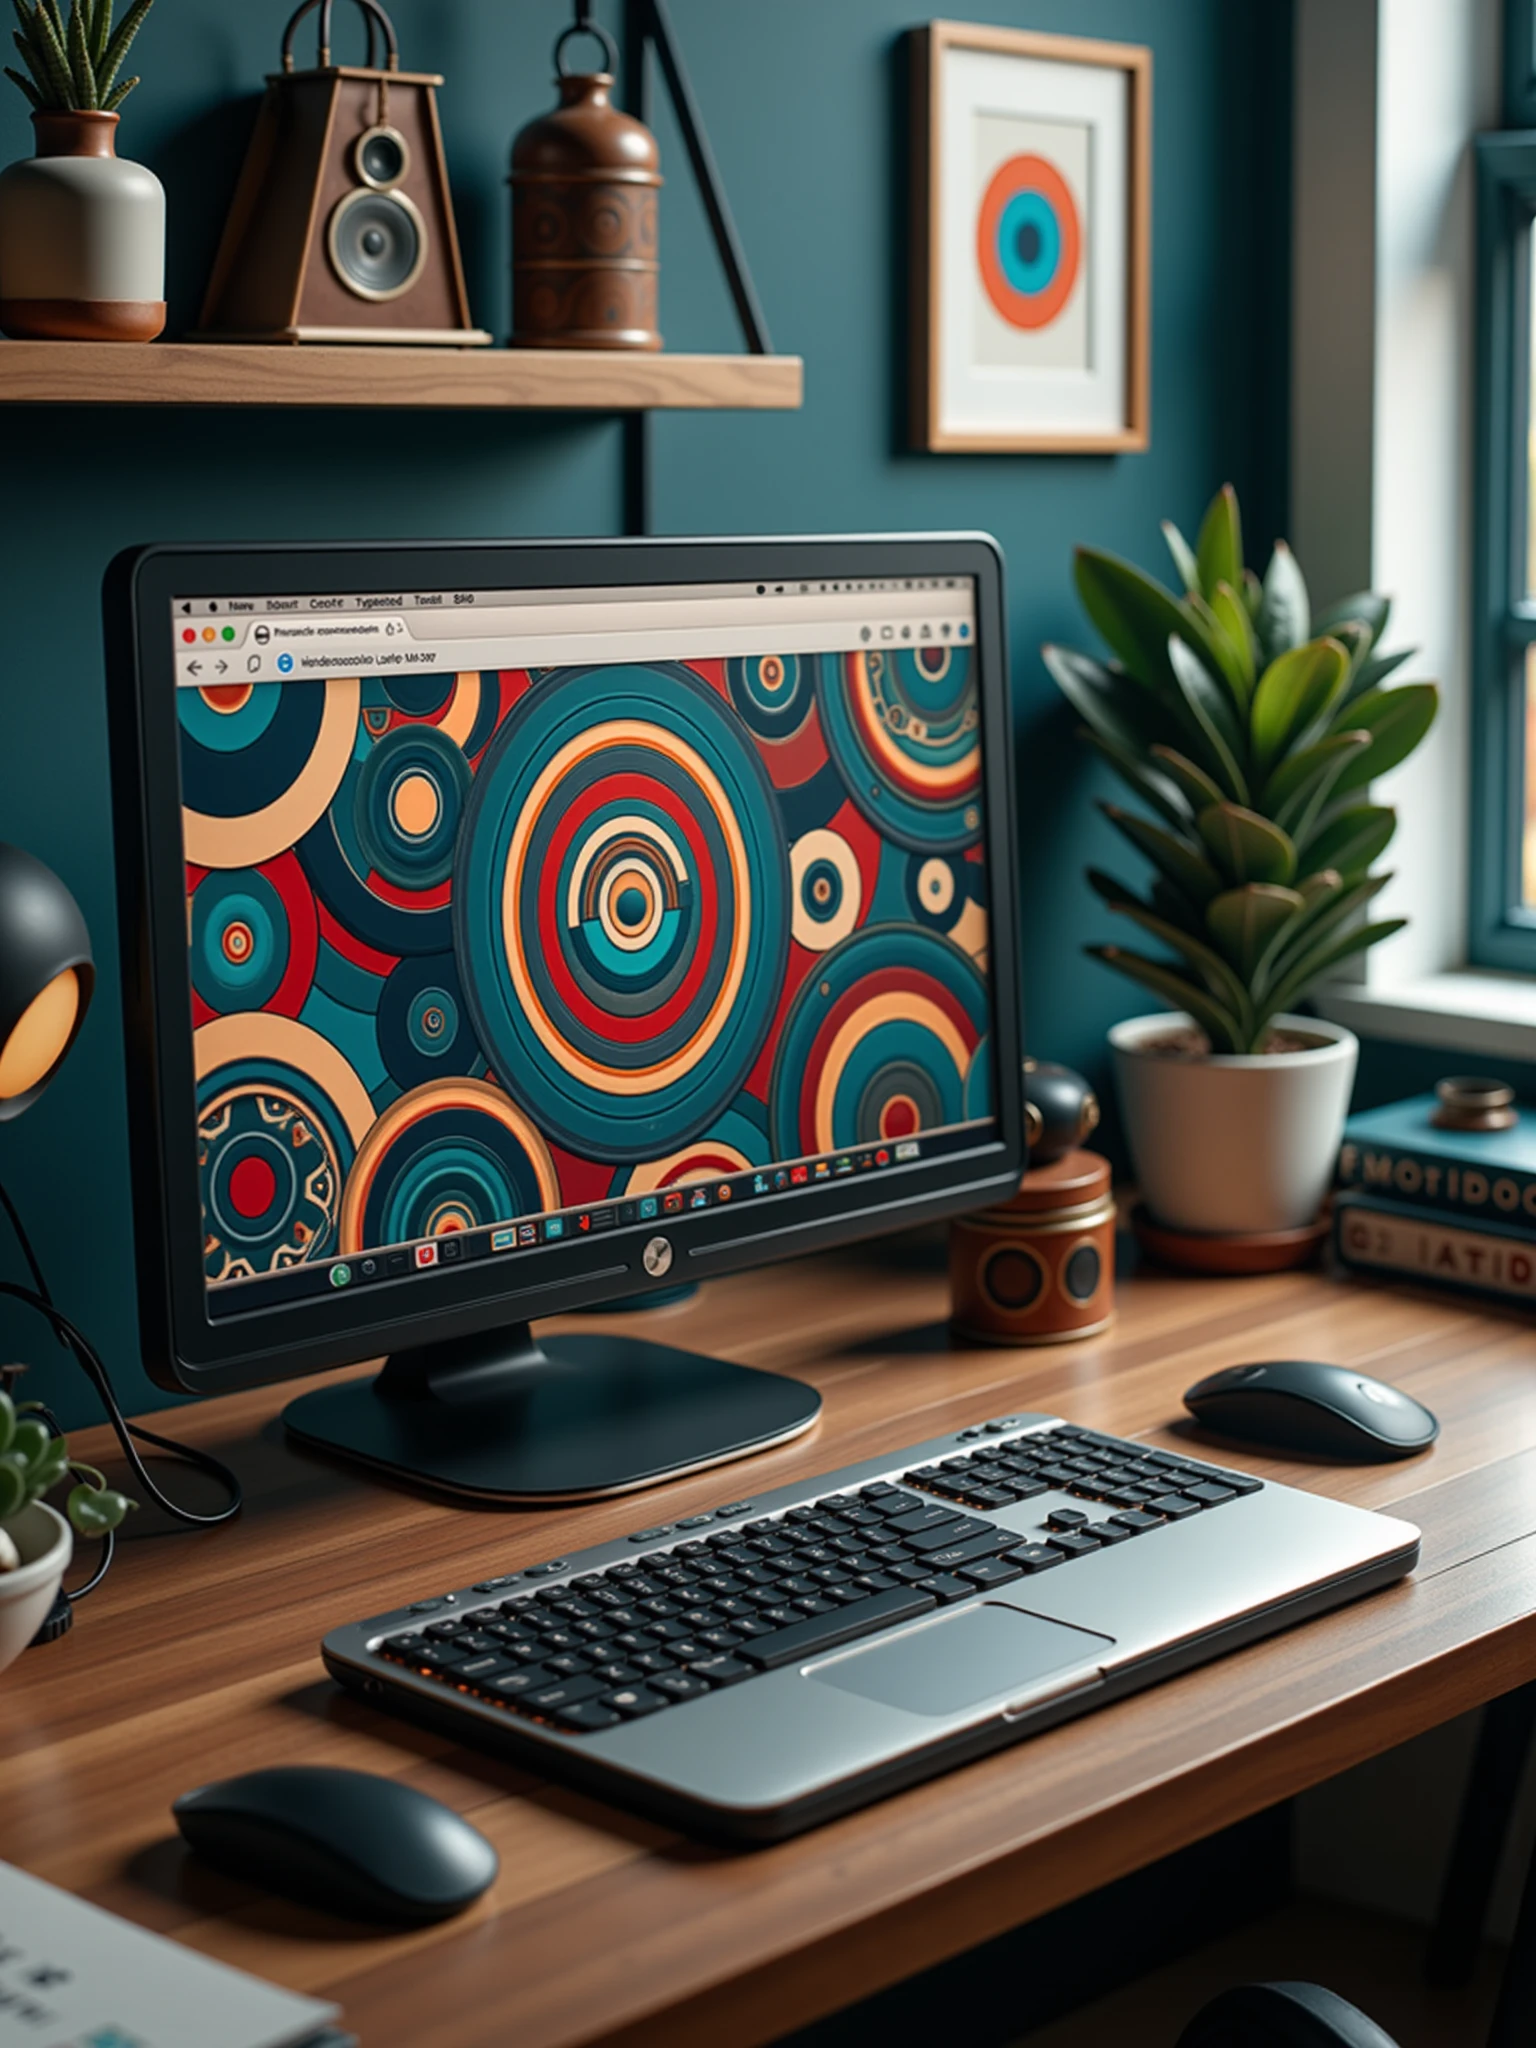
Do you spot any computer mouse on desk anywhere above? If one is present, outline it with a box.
[173,1765,498,1926]
[1183,1359,1439,1462]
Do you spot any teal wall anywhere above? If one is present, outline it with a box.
[0,0,1289,1424]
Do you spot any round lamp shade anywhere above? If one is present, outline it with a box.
[0,845,93,1120]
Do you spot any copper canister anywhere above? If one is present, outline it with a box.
[510,42,661,350]
[950,1149,1116,1344]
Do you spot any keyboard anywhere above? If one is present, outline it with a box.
[351,1419,1265,1737]
[324,1410,1418,1840]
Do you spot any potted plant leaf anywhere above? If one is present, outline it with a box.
[0,1385,134,1673]
[0,0,164,340]
[1043,484,1438,1241]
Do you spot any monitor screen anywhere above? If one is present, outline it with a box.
[168,567,999,1325]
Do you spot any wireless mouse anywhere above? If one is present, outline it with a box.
[173,1765,498,1926]
[1183,1359,1439,1462]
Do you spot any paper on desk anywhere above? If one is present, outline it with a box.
[0,1858,346,2048]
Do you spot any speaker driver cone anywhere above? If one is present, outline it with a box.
[328,188,428,302]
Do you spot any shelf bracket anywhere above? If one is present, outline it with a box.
[619,0,774,535]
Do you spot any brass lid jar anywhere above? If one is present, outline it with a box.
[510,23,662,350]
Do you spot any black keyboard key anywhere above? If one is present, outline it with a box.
[698,1629,744,1653]
[956,1485,1016,1509]
[651,1672,712,1702]
[1148,1494,1202,1519]
[905,1514,992,1553]
[1010,1544,1066,1573]
[594,1662,643,1685]
[630,1650,679,1675]
[1109,1510,1163,1534]
[1185,1482,1238,1506]
[556,1700,623,1732]
[604,1686,668,1717]
[1046,1509,1090,1530]
[960,1556,1025,1589]
[854,1571,903,1592]
[455,1653,514,1682]
[1101,1487,1152,1508]
[890,1561,934,1584]
[915,1574,974,1603]
[1002,1478,1048,1500]
[485,1664,557,1699]
[691,1655,754,1686]
[1045,1531,1102,1557]
[887,1504,962,1537]
[544,1652,595,1677]
[740,1586,937,1670]
[1089,1522,1131,1544]
[1205,1469,1263,1495]
[793,1596,841,1618]
[919,1529,1011,1574]
[528,1675,608,1712]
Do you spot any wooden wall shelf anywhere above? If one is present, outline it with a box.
[0,341,803,412]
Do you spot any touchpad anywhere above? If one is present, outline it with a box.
[807,1602,1114,1718]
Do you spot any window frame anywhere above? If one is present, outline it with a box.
[1469,132,1536,969]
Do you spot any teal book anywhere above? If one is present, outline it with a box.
[1337,1093,1536,1231]
[1335,1192,1536,1307]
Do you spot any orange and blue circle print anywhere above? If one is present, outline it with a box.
[976,153,1081,332]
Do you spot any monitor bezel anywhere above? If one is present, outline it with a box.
[105,534,1025,1397]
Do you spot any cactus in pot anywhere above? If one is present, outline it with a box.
[1042,483,1439,1056]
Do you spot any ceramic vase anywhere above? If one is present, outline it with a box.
[0,109,165,341]
[1110,1011,1359,1234]
[0,1502,70,1676]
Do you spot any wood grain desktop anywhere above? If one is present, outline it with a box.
[3,1232,1533,2048]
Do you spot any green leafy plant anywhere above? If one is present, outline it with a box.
[1042,484,1438,1055]
[0,1385,134,1572]
[6,0,153,114]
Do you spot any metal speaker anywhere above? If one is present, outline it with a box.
[327,187,427,302]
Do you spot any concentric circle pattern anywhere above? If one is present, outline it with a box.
[455,663,791,1163]
[377,952,473,1088]
[339,1079,560,1253]
[194,1015,373,1281]
[768,926,990,1159]
[790,828,862,951]
[181,676,359,869]
[189,852,318,1020]
[976,152,1081,331]
[353,725,471,890]
[818,647,982,851]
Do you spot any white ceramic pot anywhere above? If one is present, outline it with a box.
[0,109,165,340]
[0,1501,70,1676]
[1110,1011,1359,1235]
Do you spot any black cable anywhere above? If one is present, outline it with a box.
[0,1177,240,1611]
[0,1281,242,1533]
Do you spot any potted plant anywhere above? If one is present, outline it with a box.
[1043,484,1438,1240]
[0,1385,134,1673]
[0,0,164,340]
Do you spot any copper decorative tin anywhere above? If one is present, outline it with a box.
[510,23,662,350]
[950,1149,1115,1345]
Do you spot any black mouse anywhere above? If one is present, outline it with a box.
[1183,1360,1439,1462]
[173,1765,498,1925]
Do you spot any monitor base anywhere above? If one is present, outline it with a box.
[281,1321,821,1503]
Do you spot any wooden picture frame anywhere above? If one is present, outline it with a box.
[910,22,1151,454]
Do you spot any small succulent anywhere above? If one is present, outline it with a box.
[6,0,153,115]
[0,1385,135,1572]
[1043,484,1439,1056]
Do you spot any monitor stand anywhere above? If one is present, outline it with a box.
[281,1322,822,1503]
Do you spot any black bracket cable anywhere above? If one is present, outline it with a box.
[0,1184,241,1607]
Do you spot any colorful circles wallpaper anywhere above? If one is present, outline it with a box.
[181,652,993,1286]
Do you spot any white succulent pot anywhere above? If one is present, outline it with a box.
[1109,1011,1359,1235]
[0,109,165,341]
[0,1501,71,1677]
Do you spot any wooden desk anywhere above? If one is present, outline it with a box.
[4,1235,1535,2047]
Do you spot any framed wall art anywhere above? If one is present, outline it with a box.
[910,23,1151,454]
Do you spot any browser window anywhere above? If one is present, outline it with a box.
[170,576,995,1317]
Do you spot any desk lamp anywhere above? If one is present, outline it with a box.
[0,843,240,1640]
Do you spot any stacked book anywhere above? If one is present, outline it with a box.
[1335,1093,1536,1305]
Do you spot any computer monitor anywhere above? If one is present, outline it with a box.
[105,537,1024,1501]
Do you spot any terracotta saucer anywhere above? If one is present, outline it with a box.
[1131,1201,1332,1275]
